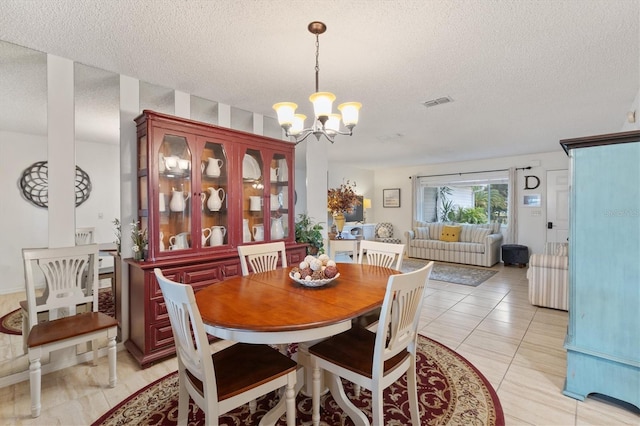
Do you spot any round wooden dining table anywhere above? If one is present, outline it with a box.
[195,263,401,425]
[195,263,400,344]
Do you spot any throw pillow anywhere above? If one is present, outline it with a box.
[377,227,390,238]
[439,225,462,242]
[471,227,491,243]
[415,227,430,239]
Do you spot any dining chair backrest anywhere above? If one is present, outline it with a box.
[328,239,358,261]
[238,241,287,276]
[357,240,405,270]
[75,227,95,245]
[23,244,99,330]
[154,268,218,403]
[375,261,433,363]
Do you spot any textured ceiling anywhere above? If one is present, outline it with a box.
[0,0,638,169]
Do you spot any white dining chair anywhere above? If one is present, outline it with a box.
[357,240,405,270]
[354,240,407,332]
[328,239,358,263]
[75,227,95,245]
[23,244,118,417]
[238,241,287,276]
[309,261,434,426]
[154,268,297,426]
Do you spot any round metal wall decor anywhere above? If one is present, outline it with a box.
[19,161,92,208]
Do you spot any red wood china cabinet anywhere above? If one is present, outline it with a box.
[125,110,306,367]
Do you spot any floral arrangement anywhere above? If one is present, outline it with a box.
[130,220,148,259]
[112,218,121,255]
[327,180,361,215]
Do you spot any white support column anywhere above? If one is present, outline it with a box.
[253,112,264,135]
[119,75,140,343]
[174,90,190,118]
[47,54,75,248]
[218,103,231,128]
[305,140,328,239]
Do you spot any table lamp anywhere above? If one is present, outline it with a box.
[363,198,372,223]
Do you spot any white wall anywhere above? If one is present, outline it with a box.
[370,151,569,255]
[0,131,49,292]
[75,140,120,244]
[0,131,119,294]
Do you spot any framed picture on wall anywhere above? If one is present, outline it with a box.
[383,188,401,208]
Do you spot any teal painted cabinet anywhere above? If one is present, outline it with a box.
[560,131,640,410]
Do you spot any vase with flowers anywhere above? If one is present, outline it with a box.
[327,180,361,239]
[130,220,148,261]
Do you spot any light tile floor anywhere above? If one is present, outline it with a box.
[1,263,639,424]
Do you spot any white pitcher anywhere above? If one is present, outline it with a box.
[270,193,283,211]
[169,232,189,250]
[243,219,252,243]
[159,193,166,212]
[252,224,264,241]
[204,157,223,177]
[201,228,212,246]
[271,217,284,240]
[210,226,226,246]
[249,196,261,211]
[159,231,165,251]
[169,190,190,212]
[207,187,225,211]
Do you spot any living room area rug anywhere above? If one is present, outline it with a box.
[402,258,498,286]
[92,334,504,426]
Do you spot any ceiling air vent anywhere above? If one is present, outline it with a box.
[422,96,453,108]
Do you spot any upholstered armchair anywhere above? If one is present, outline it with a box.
[527,242,568,311]
[374,223,402,244]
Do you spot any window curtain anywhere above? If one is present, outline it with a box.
[505,167,518,244]
[411,174,418,224]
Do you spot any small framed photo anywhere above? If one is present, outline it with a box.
[383,188,401,208]
[523,194,541,207]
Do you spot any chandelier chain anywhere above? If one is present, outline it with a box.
[315,33,320,93]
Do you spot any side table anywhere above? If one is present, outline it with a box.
[502,244,529,267]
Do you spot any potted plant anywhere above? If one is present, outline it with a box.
[295,213,325,255]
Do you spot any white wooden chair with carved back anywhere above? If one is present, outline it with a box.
[357,240,405,270]
[22,244,117,417]
[309,262,434,426]
[238,242,287,276]
[154,268,297,426]
[74,227,95,245]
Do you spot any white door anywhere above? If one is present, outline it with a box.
[546,169,569,243]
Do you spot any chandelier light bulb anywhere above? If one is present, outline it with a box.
[290,114,307,135]
[325,114,341,134]
[338,102,362,128]
[272,102,297,127]
[309,92,336,119]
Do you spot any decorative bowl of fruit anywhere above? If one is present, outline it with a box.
[289,254,340,287]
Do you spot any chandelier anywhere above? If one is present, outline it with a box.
[273,21,361,145]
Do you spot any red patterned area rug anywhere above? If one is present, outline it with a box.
[0,288,115,335]
[93,335,504,426]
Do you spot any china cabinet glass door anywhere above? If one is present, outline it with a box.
[268,152,291,240]
[242,148,265,243]
[200,140,229,248]
[157,132,192,254]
